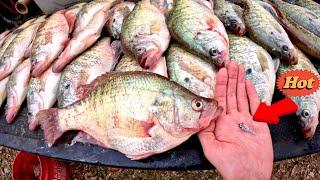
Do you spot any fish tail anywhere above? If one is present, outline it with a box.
[37,108,64,147]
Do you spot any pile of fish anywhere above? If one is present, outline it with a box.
[0,0,319,159]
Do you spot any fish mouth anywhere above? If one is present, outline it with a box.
[289,54,298,65]
[198,100,223,130]
[139,49,161,69]
[219,50,229,67]
[235,25,245,36]
[229,21,245,36]
[32,62,47,77]
[211,50,229,68]
[299,116,318,139]
[281,49,298,66]
[0,64,10,81]
[302,128,314,139]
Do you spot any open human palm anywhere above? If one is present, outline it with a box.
[198,62,273,180]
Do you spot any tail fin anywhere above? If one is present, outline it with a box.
[37,108,64,147]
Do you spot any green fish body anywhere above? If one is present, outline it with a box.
[37,72,222,160]
[168,0,229,67]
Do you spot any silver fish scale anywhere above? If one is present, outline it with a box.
[108,134,166,155]
[229,34,275,104]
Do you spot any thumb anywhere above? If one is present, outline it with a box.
[198,131,221,154]
[200,117,216,133]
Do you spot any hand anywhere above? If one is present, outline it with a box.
[198,61,273,180]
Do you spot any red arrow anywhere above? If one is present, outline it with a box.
[253,98,298,124]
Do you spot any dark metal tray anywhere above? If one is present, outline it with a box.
[0,90,319,170]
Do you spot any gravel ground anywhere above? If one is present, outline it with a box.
[1,146,319,179]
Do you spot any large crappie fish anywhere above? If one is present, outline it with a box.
[229,34,279,104]
[37,72,222,160]
[166,43,217,99]
[277,47,320,139]
[121,0,170,69]
[168,0,229,67]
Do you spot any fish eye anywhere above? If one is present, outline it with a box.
[246,68,252,75]
[65,84,70,89]
[230,19,238,28]
[184,77,190,83]
[230,19,237,24]
[27,112,32,116]
[301,109,310,118]
[136,47,146,54]
[192,99,204,111]
[282,45,289,52]
[209,48,219,57]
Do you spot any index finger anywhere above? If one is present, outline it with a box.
[214,68,228,114]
